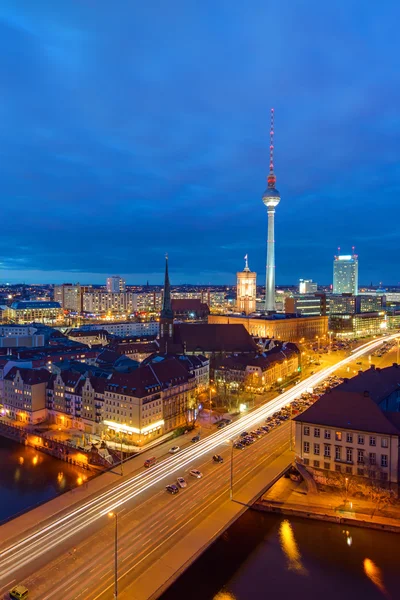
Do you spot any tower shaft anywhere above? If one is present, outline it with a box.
[265,207,276,311]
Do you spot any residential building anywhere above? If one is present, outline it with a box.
[329,312,387,337]
[54,284,87,312]
[82,292,134,315]
[143,353,210,392]
[102,357,197,445]
[67,329,109,347]
[5,301,63,324]
[132,292,163,313]
[299,279,318,294]
[294,364,400,486]
[215,343,299,392]
[333,253,359,295]
[106,276,126,293]
[2,367,51,423]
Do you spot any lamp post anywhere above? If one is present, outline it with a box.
[108,511,118,599]
[328,331,333,352]
[345,477,349,505]
[209,385,216,427]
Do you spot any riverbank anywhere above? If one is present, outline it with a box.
[254,476,400,533]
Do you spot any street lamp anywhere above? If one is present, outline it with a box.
[345,477,349,505]
[227,439,234,500]
[209,385,216,426]
[328,331,333,352]
[108,511,118,599]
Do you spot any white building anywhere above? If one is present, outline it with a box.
[79,321,159,337]
[299,279,318,294]
[294,365,400,486]
[333,253,359,295]
[106,276,126,293]
[83,292,134,315]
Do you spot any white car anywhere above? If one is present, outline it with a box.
[189,469,202,479]
[177,477,187,488]
[169,446,180,454]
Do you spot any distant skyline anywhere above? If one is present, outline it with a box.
[1,2,400,286]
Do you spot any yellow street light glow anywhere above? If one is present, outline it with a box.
[103,419,165,435]
[108,511,114,518]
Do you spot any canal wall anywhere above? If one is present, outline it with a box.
[0,420,96,471]
[253,500,400,534]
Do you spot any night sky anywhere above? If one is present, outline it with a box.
[1,2,399,286]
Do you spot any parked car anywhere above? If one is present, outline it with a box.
[190,469,202,479]
[166,484,179,494]
[176,477,187,488]
[234,442,245,450]
[212,454,224,463]
[169,446,180,454]
[191,435,200,443]
[9,586,29,600]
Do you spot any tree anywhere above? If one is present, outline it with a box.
[355,457,396,515]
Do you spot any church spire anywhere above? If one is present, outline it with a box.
[161,253,173,320]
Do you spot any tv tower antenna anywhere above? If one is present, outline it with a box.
[267,108,276,188]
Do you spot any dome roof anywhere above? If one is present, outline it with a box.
[262,187,280,199]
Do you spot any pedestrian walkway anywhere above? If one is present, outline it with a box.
[258,477,400,532]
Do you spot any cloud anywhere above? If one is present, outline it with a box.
[0,1,400,285]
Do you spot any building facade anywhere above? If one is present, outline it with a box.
[333,253,359,295]
[5,301,63,324]
[82,292,134,315]
[236,255,257,315]
[2,367,51,423]
[299,279,318,294]
[294,365,400,487]
[54,284,86,312]
[106,276,126,293]
[208,314,328,342]
[285,294,325,316]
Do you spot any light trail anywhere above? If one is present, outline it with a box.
[0,333,398,582]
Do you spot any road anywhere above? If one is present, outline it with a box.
[0,332,398,599]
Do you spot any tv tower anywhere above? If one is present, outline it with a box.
[262,108,281,312]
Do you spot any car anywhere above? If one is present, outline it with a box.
[191,435,200,442]
[243,436,255,444]
[169,446,180,454]
[356,361,362,365]
[190,469,202,478]
[9,587,29,600]
[212,454,224,463]
[234,442,245,450]
[176,477,187,488]
[240,431,249,437]
[261,426,270,433]
[250,431,261,439]
[217,421,226,429]
[166,484,179,494]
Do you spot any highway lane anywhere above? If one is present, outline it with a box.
[0,332,398,596]
[25,423,292,599]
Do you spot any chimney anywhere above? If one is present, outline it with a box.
[343,377,349,383]
[363,390,370,397]
[370,364,375,370]
[393,363,399,368]
[376,367,381,372]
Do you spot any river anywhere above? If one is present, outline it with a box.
[0,436,90,523]
[162,510,399,600]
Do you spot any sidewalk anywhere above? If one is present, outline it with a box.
[256,477,400,532]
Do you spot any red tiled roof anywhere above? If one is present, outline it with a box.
[5,367,52,386]
[336,364,400,404]
[171,323,258,354]
[171,299,209,312]
[294,390,400,436]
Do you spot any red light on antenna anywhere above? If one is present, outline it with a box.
[271,108,274,112]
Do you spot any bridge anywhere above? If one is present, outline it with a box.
[0,333,398,600]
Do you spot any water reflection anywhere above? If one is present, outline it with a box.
[0,436,91,522]
[364,558,389,598]
[279,520,307,575]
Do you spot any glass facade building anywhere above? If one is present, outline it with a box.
[333,254,358,295]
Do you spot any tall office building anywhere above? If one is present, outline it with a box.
[262,108,281,312]
[299,279,318,294]
[106,276,126,293]
[236,255,257,315]
[333,252,359,295]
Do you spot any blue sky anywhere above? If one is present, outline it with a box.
[1,1,399,285]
